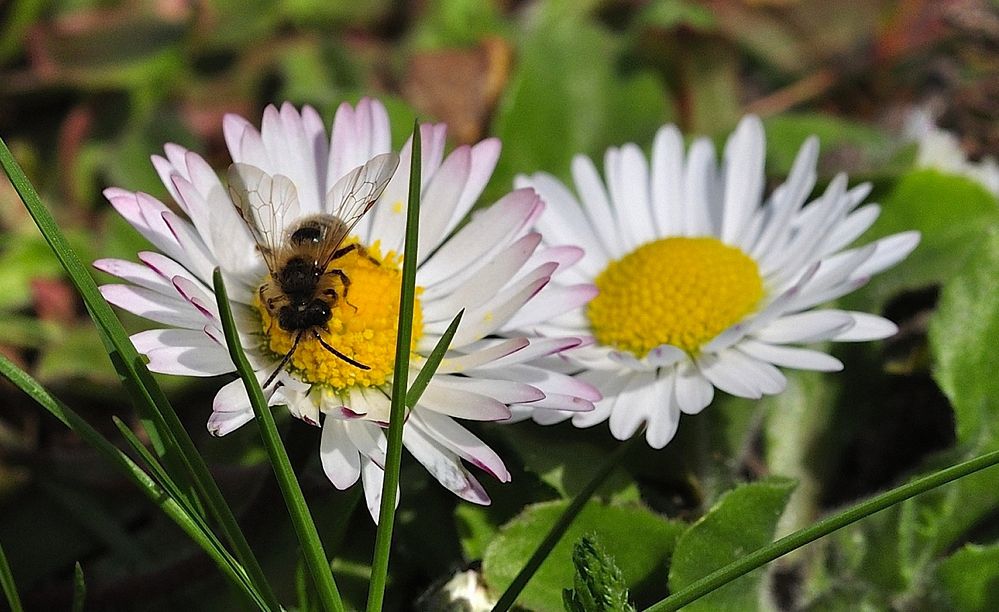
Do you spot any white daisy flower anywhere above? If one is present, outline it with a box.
[95,99,598,519]
[516,116,920,449]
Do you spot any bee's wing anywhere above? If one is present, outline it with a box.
[227,163,302,274]
[318,152,400,268]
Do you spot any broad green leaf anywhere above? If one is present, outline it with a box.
[668,477,796,611]
[847,170,999,312]
[491,15,614,188]
[563,535,636,612]
[928,225,999,443]
[483,501,684,611]
[933,543,999,612]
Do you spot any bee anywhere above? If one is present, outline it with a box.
[226,152,400,389]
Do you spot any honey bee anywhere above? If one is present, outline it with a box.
[226,152,400,388]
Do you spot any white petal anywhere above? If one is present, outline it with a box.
[754,311,855,344]
[697,350,764,398]
[738,339,843,371]
[571,155,621,257]
[418,188,542,294]
[607,371,657,440]
[675,360,714,415]
[101,284,203,329]
[721,116,765,244]
[851,231,920,278]
[435,338,530,373]
[146,344,234,376]
[650,124,685,237]
[646,371,680,449]
[412,410,510,482]
[403,422,490,504]
[418,383,512,421]
[683,138,718,236]
[320,417,361,489]
[832,312,898,341]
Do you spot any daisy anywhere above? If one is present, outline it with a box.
[515,116,920,449]
[95,99,598,519]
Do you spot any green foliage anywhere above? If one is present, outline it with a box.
[669,478,796,611]
[929,226,999,443]
[933,544,999,612]
[484,501,684,611]
[563,536,636,612]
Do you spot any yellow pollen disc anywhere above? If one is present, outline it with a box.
[256,240,423,390]
[587,237,763,356]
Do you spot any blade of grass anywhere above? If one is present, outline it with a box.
[644,447,999,612]
[406,309,463,409]
[0,540,24,612]
[491,433,642,612]
[0,136,280,610]
[366,121,422,612]
[0,353,269,610]
[71,562,86,612]
[213,268,344,612]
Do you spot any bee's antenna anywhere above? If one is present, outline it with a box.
[313,331,370,370]
[263,331,306,389]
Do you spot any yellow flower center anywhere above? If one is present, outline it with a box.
[256,240,423,390]
[587,237,763,356]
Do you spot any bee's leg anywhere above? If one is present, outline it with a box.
[314,331,370,370]
[263,331,305,389]
[332,243,380,266]
[326,269,359,312]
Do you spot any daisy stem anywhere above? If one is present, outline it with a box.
[644,446,999,612]
[0,137,280,611]
[366,120,422,612]
[491,433,644,612]
[213,269,344,612]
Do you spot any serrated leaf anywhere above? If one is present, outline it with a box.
[933,543,999,612]
[563,535,636,612]
[668,477,796,611]
[483,501,684,611]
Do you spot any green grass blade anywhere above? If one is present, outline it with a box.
[644,447,999,612]
[0,353,269,610]
[406,309,463,408]
[491,434,643,612]
[71,562,86,612]
[213,268,344,612]
[366,120,422,612]
[0,540,24,612]
[0,135,281,610]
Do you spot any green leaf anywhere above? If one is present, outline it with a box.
[0,540,23,612]
[71,562,86,612]
[668,477,796,611]
[928,225,999,443]
[933,543,999,612]
[483,501,684,611]
[563,535,636,612]
[848,170,999,311]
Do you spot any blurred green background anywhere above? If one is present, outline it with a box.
[1,0,998,610]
